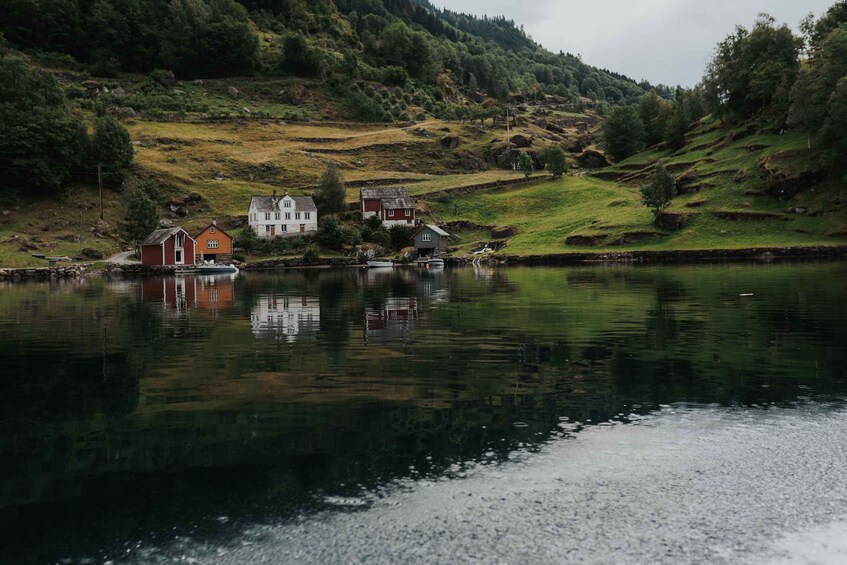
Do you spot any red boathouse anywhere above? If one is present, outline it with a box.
[139,227,196,266]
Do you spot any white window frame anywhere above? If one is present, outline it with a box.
[305,212,311,220]
[388,209,394,217]
[281,224,287,232]
[265,213,271,221]
[175,234,185,248]
[275,212,281,220]
[208,240,219,249]
[285,212,291,220]
[295,212,301,220]
[422,232,432,242]
[265,225,271,233]
[284,200,292,208]
[210,226,216,234]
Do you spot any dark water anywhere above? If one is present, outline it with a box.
[1,263,846,563]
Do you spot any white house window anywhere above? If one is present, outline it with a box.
[284,200,291,208]
[275,212,281,220]
[295,212,301,220]
[422,232,432,242]
[176,234,185,248]
[208,240,219,249]
[265,225,271,233]
[265,213,271,221]
[305,212,311,220]
[281,224,287,232]
[285,212,291,220]
[388,209,394,217]
[210,226,216,234]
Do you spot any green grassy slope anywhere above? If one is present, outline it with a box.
[423,119,847,255]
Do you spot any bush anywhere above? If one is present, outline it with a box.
[342,88,391,122]
[382,66,409,86]
[388,225,414,251]
[280,32,322,77]
[640,162,676,220]
[302,246,319,264]
[315,216,344,249]
[236,226,259,252]
[91,115,134,188]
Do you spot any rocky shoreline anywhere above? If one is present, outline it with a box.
[2,245,846,282]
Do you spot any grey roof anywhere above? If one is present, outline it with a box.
[141,227,185,246]
[425,224,450,236]
[381,196,416,209]
[360,187,412,200]
[251,195,317,213]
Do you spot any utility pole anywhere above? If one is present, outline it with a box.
[97,163,104,220]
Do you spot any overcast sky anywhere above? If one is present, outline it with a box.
[433,0,834,86]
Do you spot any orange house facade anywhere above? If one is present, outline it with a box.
[194,222,233,262]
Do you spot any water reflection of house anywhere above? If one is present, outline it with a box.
[366,296,418,344]
[141,275,235,316]
[364,270,448,345]
[251,294,320,342]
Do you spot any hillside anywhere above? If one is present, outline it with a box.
[424,120,847,256]
[1,2,846,268]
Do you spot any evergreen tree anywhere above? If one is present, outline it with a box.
[664,89,690,150]
[517,150,534,179]
[92,115,134,187]
[0,49,88,194]
[640,163,676,221]
[601,106,646,162]
[316,162,347,215]
[120,187,159,246]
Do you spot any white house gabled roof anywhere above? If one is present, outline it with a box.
[250,195,317,213]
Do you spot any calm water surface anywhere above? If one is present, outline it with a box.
[1,263,846,563]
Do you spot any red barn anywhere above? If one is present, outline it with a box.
[139,227,196,266]
[360,187,416,227]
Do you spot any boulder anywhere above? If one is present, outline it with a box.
[509,134,533,148]
[576,150,609,169]
[440,135,461,149]
[456,150,488,172]
[227,86,240,97]
[242,107,251,114]
[193,79,204,86]
[491,226,518,239]
[656,212,692,231]
[153,70,178,87]
[565,234,607,246]
[159,218,175,228]
[81,248,104,260]
[111,86,126,98]
[676,170,699,194]
[565,138,586,153]
[545,122,565,134]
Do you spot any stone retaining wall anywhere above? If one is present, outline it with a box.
[0,264,91,281]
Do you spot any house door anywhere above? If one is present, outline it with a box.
[175,249,184,264]
[300,224,305,233]
[270,225,276,236]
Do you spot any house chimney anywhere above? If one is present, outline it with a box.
[212,219,217,226]
[284,190,288,197]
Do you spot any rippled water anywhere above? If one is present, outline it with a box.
[1,263,846,563]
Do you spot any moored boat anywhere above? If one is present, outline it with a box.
[427,258,445,268]
[367,260,395,268]
[197,262,239,274]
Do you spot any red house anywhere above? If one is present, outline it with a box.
[360,187,416,227]
[139,227,196,266]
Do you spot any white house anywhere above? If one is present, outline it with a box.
[251,294,321,342]
[248,192,318,238]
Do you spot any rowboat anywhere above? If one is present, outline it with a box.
[367,260,394,268]
[197,263,239,274]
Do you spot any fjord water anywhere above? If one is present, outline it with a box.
[1,263,846,564]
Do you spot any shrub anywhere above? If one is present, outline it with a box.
[388,225,414,251]
[302,246,319,264]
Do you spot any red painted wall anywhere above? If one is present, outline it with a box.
[363,198,382,213]
[140,245,163,265]
[383,208,414,223]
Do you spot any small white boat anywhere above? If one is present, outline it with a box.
[197,262,239,274]
[427,258,445,268]
[368,260,394,268]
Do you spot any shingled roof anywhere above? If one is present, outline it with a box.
[360,187,412,200]
[141,227,187,246]
[250,195,317,213]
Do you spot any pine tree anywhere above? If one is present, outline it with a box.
[120,187,159,246]
[316,162,347,215]
[92,115,134,188]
